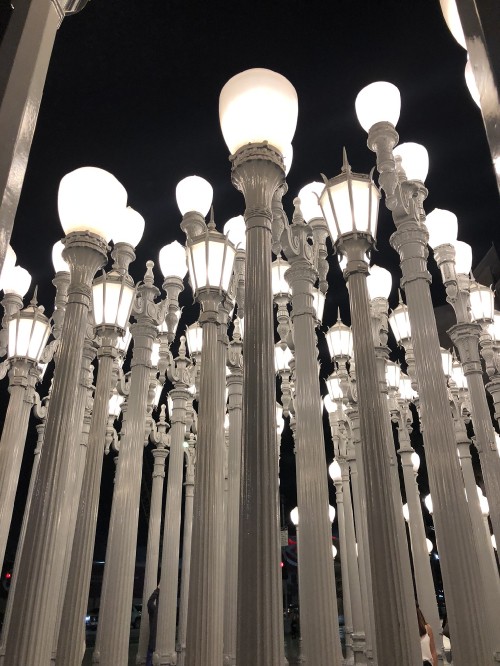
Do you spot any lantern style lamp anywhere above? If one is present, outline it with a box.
[389,300,412,346]
[326,374,344,402]
[8,298,50,362]
[186,322,203,358]
[312,287,326,323]
[355,81,401,132]
[92,268,136,333]
[393,142,429,183]
[398,374,417,402]
[451,356,468,389]
[470,282,494,324]
[186,223,236,297]
[274,344,293,374]
[385,361,401,391]
[272,257,291,297]
[440,348,453,379]
[328,459,342,482]
[325,318,353,360]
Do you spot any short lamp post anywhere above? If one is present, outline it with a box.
[0,296,50,568]
[3,166,120,665]
[358,80,494,666]
[184,220,236,666]
[57,207,142,666]
[219,67,298,666]
[319,151,421,665]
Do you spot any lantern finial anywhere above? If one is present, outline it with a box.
[208,205,216,230]
[341,147,352,175]
[144,260,155,286]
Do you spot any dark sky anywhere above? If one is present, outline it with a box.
[2,0,500,559]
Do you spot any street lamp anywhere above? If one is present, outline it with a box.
[220,67,297,666]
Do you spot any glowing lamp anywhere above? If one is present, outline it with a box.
[112,206,145,247]
[425,209,458,249]
[355,82,401,132]
[329,460,342,482]
[367,265,392,300]
[224,215,246,250]
[469,282,494,323]
[272,257,291,297]
[2,266,31,297]
[159,241,188,279]
[52,241,70,273]
[393,142,429,182]
[389,301,412,344]
[297,182,324,222]
[176,176,213,217]
[290,506,299,526]
[441,348,453,378]
[186,226,236,294]
[452,240,472,275]
[8,301,51,362]
[325,319,353,359]
[385,361,401,391]
[92,270,135,331]
[274,344,293,373]
[402,503,410,522]
[186,322,203,355]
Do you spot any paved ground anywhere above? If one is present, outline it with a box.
[82,632,302,665]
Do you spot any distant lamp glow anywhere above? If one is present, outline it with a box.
[452,240,473,275]
[224,215,246,250]
[439,0,467,49]
[52,241,70,274]
[153,384,163,409]
[312,287,326,322]
[186,322,203,356]
[329,460,342,482]
[402,503,410,522]
[186,225,236,294]
[274,344,293,373]
[219,68,298,155]
[328,505,336,523]
[389,301,412,344]
[332,545,338,559]
[276,403,284,435]
[326,375,344,401]
[176,176,213,217]
[465,59,481,107]
[355,82,401,132]
[2,266,31,297]
[426,538,434,555]
[283,144,294,175]
[319,155,380,245]
[367,265,392,300]
[399,374,417,402]
[425,209,458,249]
[479,494,489,517]
[469,282,494,323]
[385,361,401,390]
[8,300,51,362]
[0,245,16,288]
[323,395,338,414]
[424,494,433,515]
[290,506,299,526]
[150,341,161,367]
[325,318,353,359]
[112,206,145,247]
[272,257,291,297]
[393,142,429,183]
[108,393,124,418]
[298,182,324,222]
[441,348,453,378]
[159,241,188,279]
[492,535,497,551]
[58,167,127,241]
[451,357,468,389]
[411,452,421,472]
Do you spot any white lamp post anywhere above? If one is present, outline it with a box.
[219,67,297,666]
[3,166,121,664]
[183,219,236,666]
[319,151,421,665]
[360,81,495,666]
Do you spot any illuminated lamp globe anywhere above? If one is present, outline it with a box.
[219,68,298,155]
[465,59,481,107]
[8,301,51,362]
[186,225,236,294]
[355,82,401,132]
[274,344,293,373]
[167,395,174,419]
[479,494,489,517]
[439,0,467,49]
[326,375,343,401]
[324,395,338,414]
[112,206,145,247]
[426,538,434,555]
[272,257,291,297]
[159,241,188,279]
[276,403,284,436]
[451,358,467,389]
[469,282,494,323]
[186,322,203,355]
[329,460,342,482]
[367,265,392,301]
[153,383,163,409]
[176,176,213,217]
[108,393,124,418]
[283,144,294,175]
[319,155,380,245]
[424,494,433,515]
[224,215,246,250]
[411,452,421,472]
[0,244,17,288]
[325,319,353,359]
[402,503,410,522]
[50,241,69,274]
[312,287,326,323]
[298,182,324,222]
[399,374,417,402]
[290,506,299,526]
[332,545,337,559]
[452,240,473,275]
[328,505,336,523]
[425,209,458,249]
[393,142,429,183]
[3,265,31,297]
[389,301,411,344]
[150,341,161,368]
[492,535,497,551]
[58,167,127,241]
[385,361,401,391]
[440,348,453,378]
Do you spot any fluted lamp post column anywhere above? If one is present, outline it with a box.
[281,198,343,665]
[3,166,123,664]
[319,152,421,665]
[0,293,50,567]
[219,68,298,666]
[426,211,500,545]
[57,207,142,666]
[358,82,495,665]
[184,218,236,666]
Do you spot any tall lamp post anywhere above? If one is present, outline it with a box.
[3,166,122,665]
[357,81,495,664]
[184,219,236,666]
[219,67,298,666]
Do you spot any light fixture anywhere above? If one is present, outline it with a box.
[2,266,31,297]
[398,374,417,402]
[108,393,124,418]
[159,240,188,279]
[426,538,434,555]
[325,318,353,359]
[469,282,494,323]
[425,209,458,249]
[219,68,298,155]
[312,287,326,323]
[328,505,336,523]
[297,182,324,222]
[389,300,412,345]
[367,265,392,301]
[58,166,127,241]
[52,241,70,273]
[355,81,401,132]
[465,59,481,107]
[402,503,410,522]
[451,357,468,389]
[176,176,213,218]
[393,142,429,182]
[290,506,299,526]
[411,452,421,472]
[186,322,203,356]
[439,0,467,49]
[328,460,342,482]
[8,299,51,362]
[319,154,380,245]
[92,269,136,331]
[0,244,17,288]
[223,215,246,250]
[452,240,473,275]
[440,348,453,379]
[271,257,291,297]
[325,374,344,401]
[111,206,145,247]
[274,344,293,373]
[186,224,236,294]
[331,544,337,559]
[385,361,401,391]
[150,340,161,368]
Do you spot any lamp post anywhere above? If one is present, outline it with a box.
[427,210,500,545]
[219,68,298,666]
[358,82,494,665]
[183,219,236,666]
[0,294,50,567]
[319,152,421,665]
[0,263,32,355]
[57,208,141,666]
[3,166,120,664]
[281,197,343,665]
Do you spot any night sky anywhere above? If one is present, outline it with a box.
[1,0,499,562]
